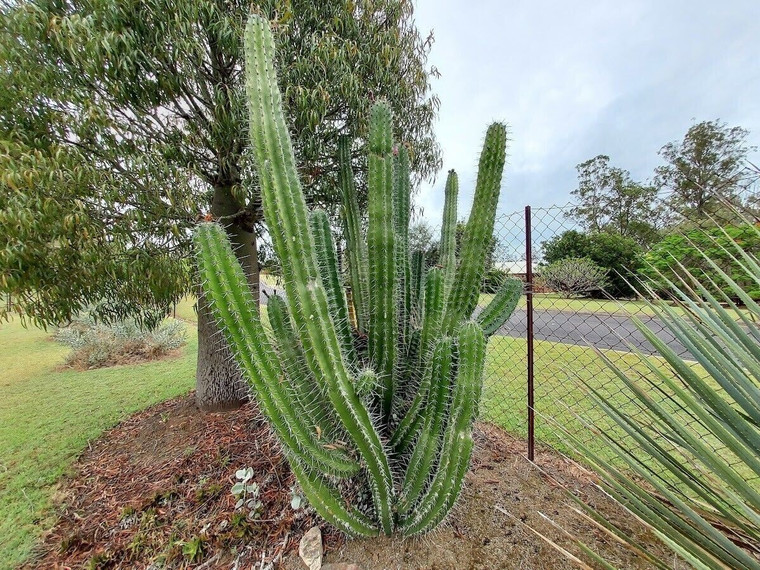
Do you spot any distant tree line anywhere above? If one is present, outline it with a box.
[541,120,759,300]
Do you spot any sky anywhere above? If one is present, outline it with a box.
[412,0,760,227]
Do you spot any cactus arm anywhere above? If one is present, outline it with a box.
[366,102,397,423]
[195,224,359,476]
[310,210,357,366]
[477,278,523,336]
[440,169,459,295]
[338,136,370,333]
[400,322,486,535]
[410,250,426,327]
[394,146,413,348]
[398,337,453,514]
[244,17,394,534]
[289,457,379,537]
[267,294,336,434]
[418,268,446,365]
[390,268,445,451]
[442,124,507,333]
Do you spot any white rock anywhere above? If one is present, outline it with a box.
[299,526,323,570]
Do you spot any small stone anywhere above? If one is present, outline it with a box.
[299,526,322,570]
[322,564,363,570]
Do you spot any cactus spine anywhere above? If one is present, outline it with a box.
[195,14,521,537]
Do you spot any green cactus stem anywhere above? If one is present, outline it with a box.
[244,15,394,534]
[310,210,357,365]
[195,224,359,477]
[267,294,335,433]
[443,124,507,333]
[399,336,453,513]
[390,268,445,452]
[366,103,398,423]
[195,13,519,538]
[338,135,370,333]
[399,322,486,535]
[440,169,459,296]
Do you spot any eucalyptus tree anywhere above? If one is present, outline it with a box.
[656,120,756,224]
[0,0,441,410]
[570,154,659,246]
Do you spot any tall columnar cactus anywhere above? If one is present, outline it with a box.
[194,14,522,537]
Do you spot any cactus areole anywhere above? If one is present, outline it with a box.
[194,14,521,536]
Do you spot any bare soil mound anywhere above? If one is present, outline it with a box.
[26,394,665,569]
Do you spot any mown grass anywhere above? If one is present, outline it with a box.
[0,318,196,570]
[0,291,743,567]
[478,292,658,316]
[481,335,752,487]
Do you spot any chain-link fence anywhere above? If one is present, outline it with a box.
[479,200,759,488]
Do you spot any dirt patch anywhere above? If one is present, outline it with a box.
[27,395,667,569]
[282,423,667,569]
[26,394,338,569]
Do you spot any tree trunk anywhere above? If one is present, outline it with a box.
[195,186,260,412]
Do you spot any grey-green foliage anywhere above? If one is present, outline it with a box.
[54,312,186,369]
[559,221,760,568]
[194,14,522,537]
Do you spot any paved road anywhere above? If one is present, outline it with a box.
[263,287,688,357]
[493,308,689,357]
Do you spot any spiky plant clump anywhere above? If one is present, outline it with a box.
[194,14,522,537]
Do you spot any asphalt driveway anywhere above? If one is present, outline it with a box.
[494,308,689,358]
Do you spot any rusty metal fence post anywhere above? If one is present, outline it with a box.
[525,206,535,461]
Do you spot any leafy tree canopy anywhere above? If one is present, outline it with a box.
[542,230,641,298]
[655,120,757,224]
[569,154,660,246]
[641,225,760,301]
[0,0,441,328]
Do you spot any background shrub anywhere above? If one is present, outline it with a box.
[54,314,186,369]
[539,257,608,297]
[641,224,760,301]
[542,230,642,298]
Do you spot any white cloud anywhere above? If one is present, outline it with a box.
[412,0,760,227]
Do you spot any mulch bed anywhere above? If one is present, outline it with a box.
[26,393,669,569]
[25,394,341,569]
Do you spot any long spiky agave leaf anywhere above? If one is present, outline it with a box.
[557,230,760,568]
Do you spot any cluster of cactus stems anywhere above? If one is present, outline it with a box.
[194,15,521,537]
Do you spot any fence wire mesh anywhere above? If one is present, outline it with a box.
[479,200,759,492]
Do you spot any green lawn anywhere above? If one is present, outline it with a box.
[0,318,196,570]
[480,335,750,486]
[479,292,659,316]
[0,294,744,568]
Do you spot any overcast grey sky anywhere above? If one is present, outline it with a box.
[412,0,760,226]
